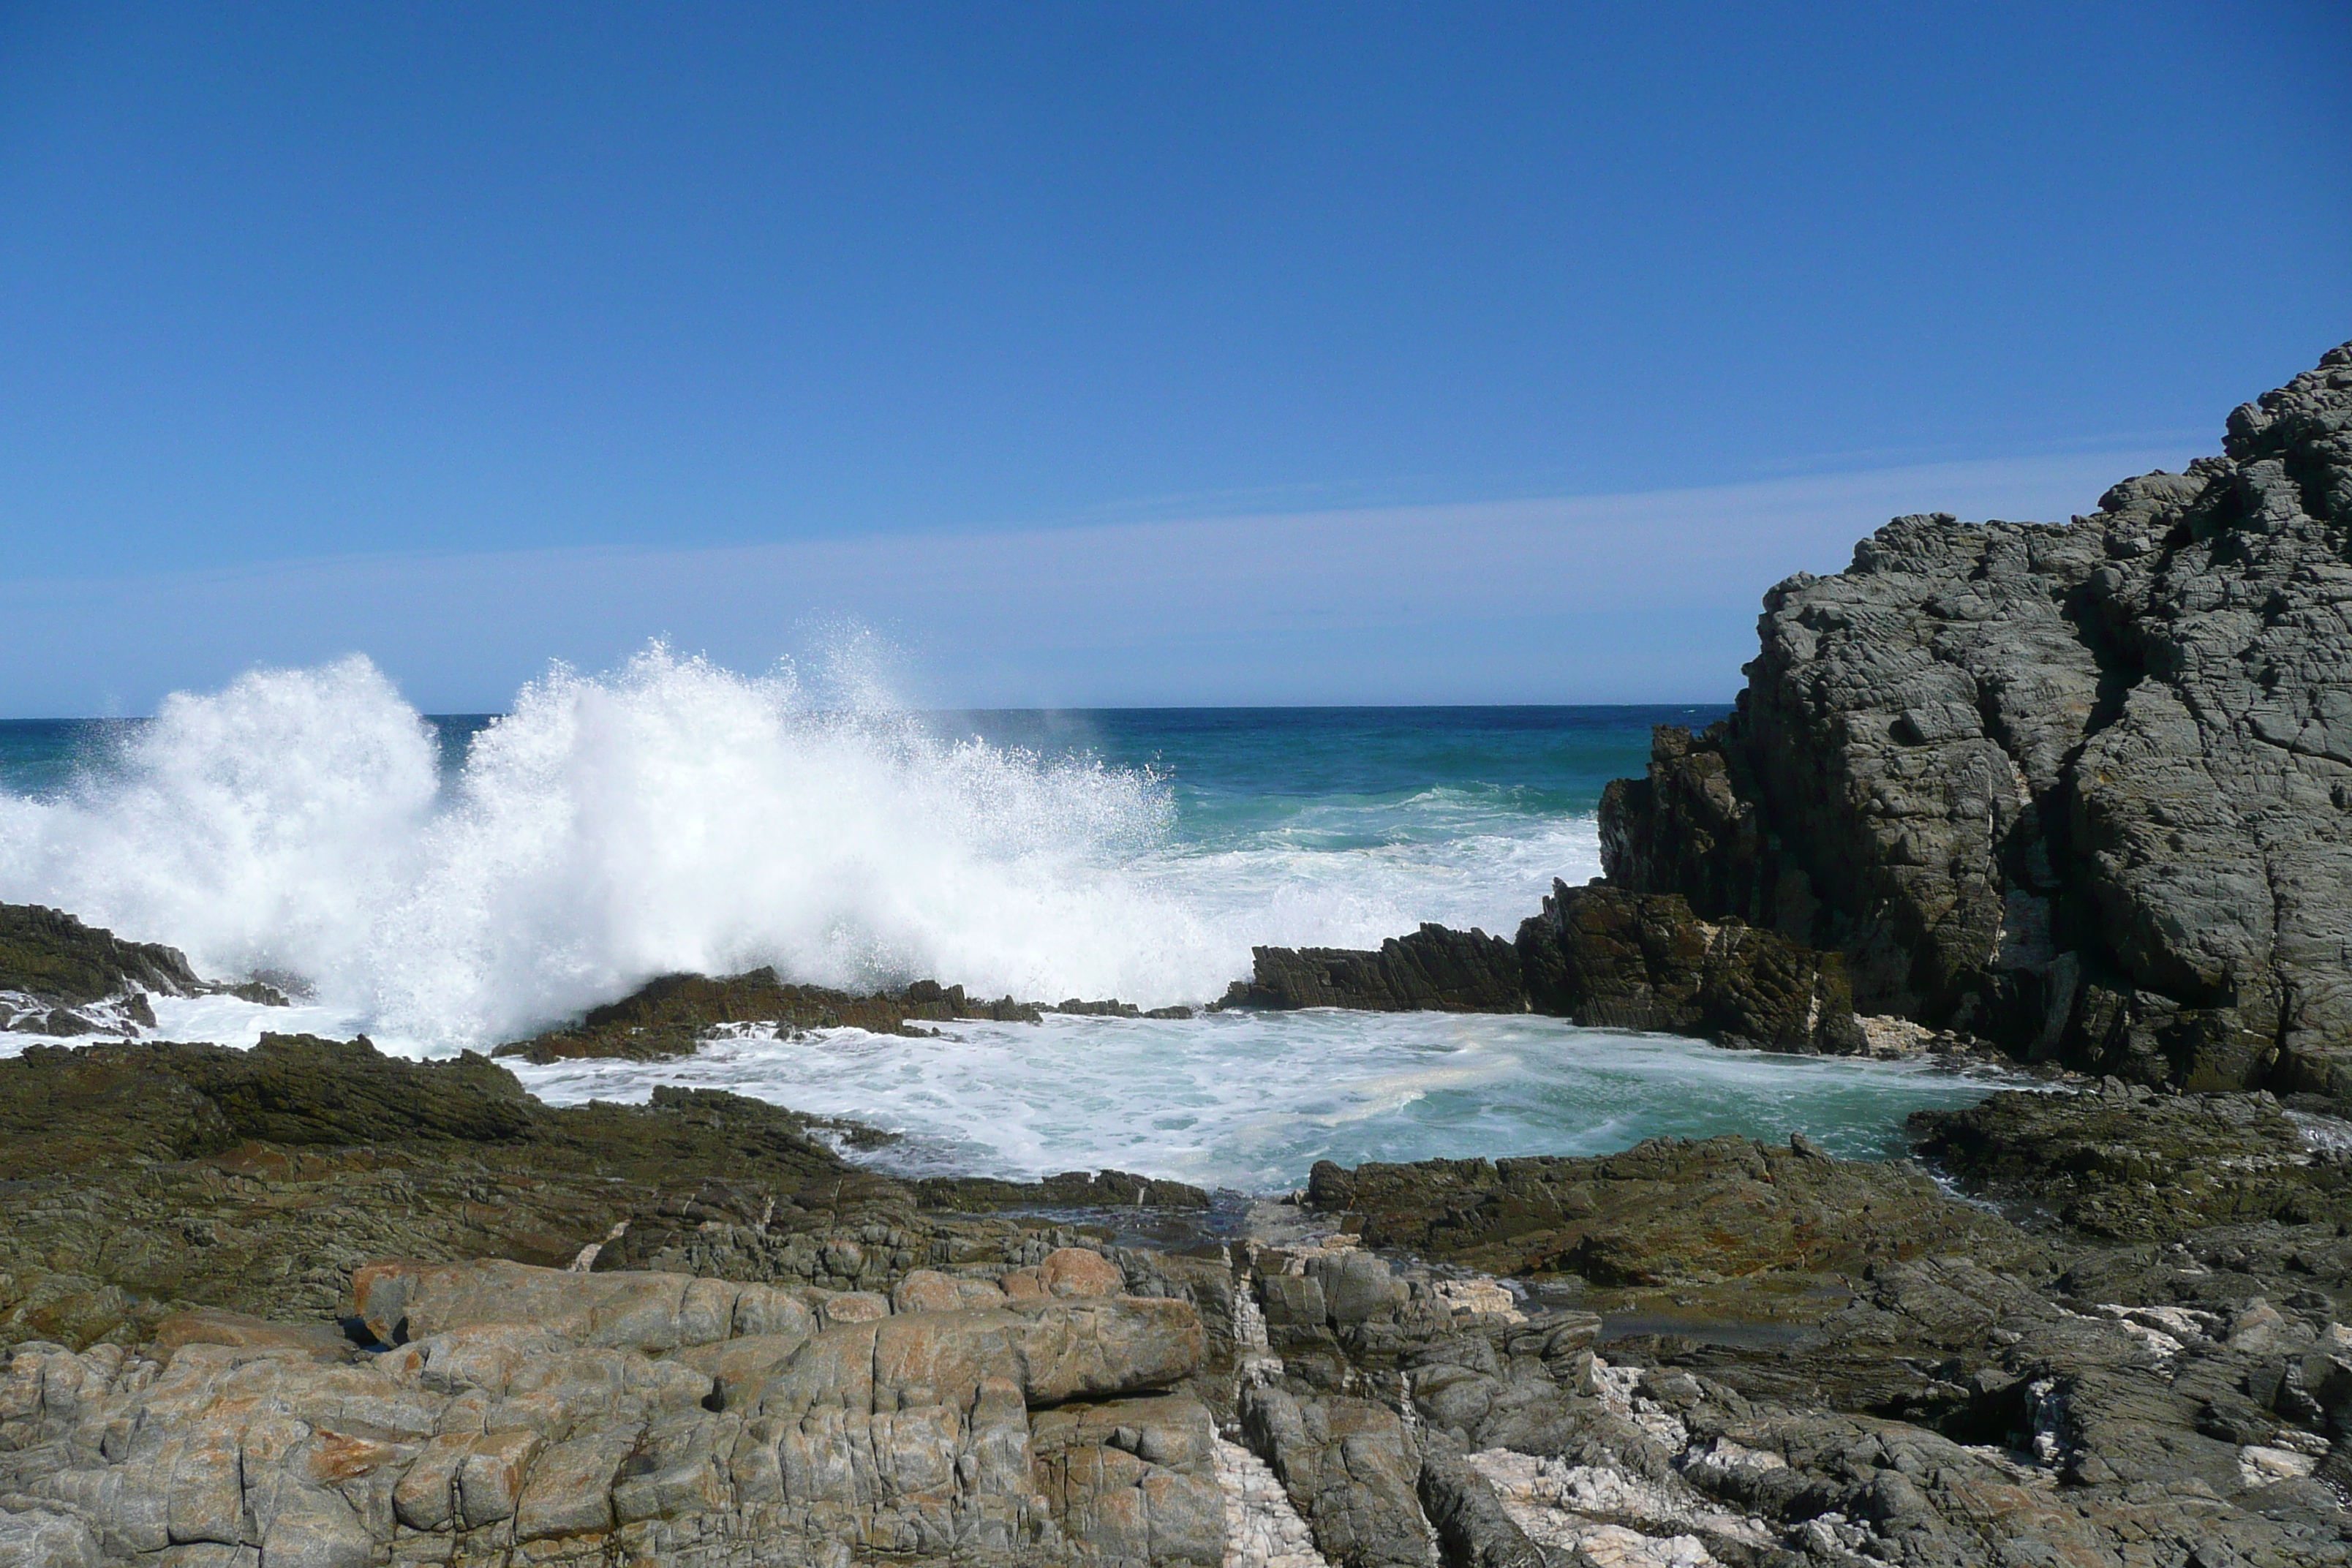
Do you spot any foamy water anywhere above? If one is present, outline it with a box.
[499,1011,2005,1190]
[0,649,1599,1049]
[0,657,2009,1180]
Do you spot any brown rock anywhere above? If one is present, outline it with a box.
[1038,1246,1126,1299]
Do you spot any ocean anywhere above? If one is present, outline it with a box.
[0,650,2007,1187]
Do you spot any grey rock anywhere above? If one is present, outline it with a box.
[1412,1431,1548,1568]
[1030,1394,1226,1567]
[0,1256,1221,1567]
[1226,924,1526,1013]
[1237,1384,1433,1567]
[1602,342,2352,1093]
[1516,879,1863,1051]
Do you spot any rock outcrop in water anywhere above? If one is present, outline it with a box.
[1602,343,2352,1097]
[0,902,284,1037]
[1230,882,1864,1052]
[495,970,1194,1063]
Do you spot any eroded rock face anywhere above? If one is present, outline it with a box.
[1229,926,1529,1014]
[1516,881,1863,1052]
[1602,343,2352,1094]
[0,1260,1216,1567]
[0,904,208,1008]
[1272,1132,2352,1568]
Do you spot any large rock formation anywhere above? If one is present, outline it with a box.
[1603,342,2352,1096]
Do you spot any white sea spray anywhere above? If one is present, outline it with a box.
[0,645,1599,1051]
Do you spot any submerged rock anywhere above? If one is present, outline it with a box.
[1601,343,2352,1096]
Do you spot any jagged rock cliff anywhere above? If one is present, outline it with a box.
[1604,342,2352,1097]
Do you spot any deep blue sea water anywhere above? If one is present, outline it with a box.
[0,666,2005,1187]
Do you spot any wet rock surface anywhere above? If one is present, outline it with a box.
[491,970,1047,1061]
[0,902,286,1038]
[0,905,208,1009]
[1231,883,1863,1053]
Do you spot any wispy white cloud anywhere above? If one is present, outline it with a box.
[3,446,2193,714]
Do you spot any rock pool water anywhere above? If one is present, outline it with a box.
[502,1009,2016,1192]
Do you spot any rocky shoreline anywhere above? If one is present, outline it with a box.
[4,342,2351,1565]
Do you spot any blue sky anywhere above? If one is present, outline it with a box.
[2,1,2346,713]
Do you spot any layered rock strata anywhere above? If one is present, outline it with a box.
[1602,344,2352,1095]
[1,1257,1222,1567]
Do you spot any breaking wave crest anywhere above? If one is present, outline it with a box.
[0,646,1602,1052]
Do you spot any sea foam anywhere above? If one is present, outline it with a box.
[0,647,1597,1050]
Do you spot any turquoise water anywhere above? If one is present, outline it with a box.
[0,663,2005,1187]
